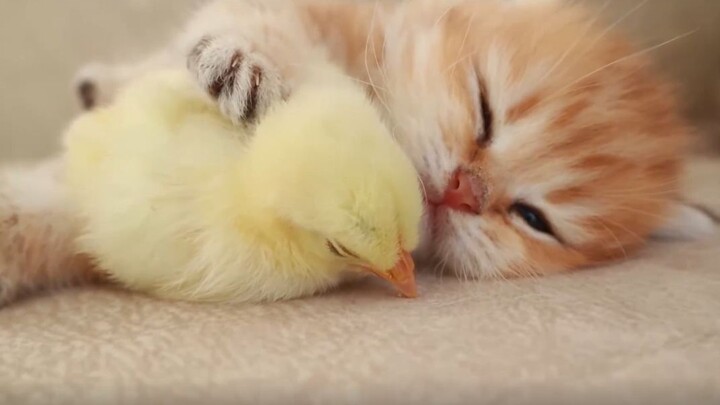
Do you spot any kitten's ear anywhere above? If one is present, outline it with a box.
[651,202,718,241]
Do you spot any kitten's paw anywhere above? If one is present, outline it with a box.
[187,36,285,125]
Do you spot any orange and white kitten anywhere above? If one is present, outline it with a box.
[0,0,715,304]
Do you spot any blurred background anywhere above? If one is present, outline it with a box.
[1,0,718,160]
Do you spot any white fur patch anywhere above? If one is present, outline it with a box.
[653,203,717,241]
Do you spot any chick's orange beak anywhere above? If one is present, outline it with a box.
[363,250,417,298]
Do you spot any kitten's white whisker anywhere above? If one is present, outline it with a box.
[443,46,480,75]
[584,178,681,194]
[449,9,479,79]
[572,190,679,200]
[547,30,697,102]
[607,205,674,223]
[514,257,541,280]
[534,0,647,109]
[451,222,476,284]
[539,0,612,83]
[363,3,393,116]
[566,180,681,198]
[588,0,648,51]
[598,215,646,255]
[591,217,630,260]
[435,250,451,283]
[378,25,397,105]
[433,2,456,28]
[431,260,442,277]
[370,7,390,91]
[416,174,429,202]
[432,254,450,284]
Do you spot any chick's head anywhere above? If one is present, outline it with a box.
[243,81,423,296]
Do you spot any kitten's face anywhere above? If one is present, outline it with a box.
[378,0,688,278]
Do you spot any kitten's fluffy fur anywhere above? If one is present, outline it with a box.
[0,0,714,304]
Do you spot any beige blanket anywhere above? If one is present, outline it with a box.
[0,158,718,404]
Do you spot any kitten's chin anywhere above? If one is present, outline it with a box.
[412,203,435,264]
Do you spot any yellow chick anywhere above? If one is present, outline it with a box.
[63,65,423,303]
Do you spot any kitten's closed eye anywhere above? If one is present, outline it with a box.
[475,72,493,146]
[510,202,556,238]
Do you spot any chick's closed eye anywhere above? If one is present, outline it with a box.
[327,240,359,259]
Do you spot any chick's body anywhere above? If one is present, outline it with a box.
[64,66,422,303]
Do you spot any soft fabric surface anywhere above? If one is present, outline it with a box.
[1,158,718,405]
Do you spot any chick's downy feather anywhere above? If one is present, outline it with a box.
[63,65,422,303]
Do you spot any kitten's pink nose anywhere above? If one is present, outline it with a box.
[440,170,481,214]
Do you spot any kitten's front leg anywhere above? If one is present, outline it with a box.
[181,0,334,126]
[0,159,100,305]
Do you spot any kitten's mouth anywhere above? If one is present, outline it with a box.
[422,198,442,238]
[418,175,446,246]
[419,173,441,214]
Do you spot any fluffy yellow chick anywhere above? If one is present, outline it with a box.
[63,65,423,303]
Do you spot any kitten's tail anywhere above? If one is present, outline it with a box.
[0,157,98,305]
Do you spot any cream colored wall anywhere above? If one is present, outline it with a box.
[1,0,718,160]
[583,0,720,123]
[0,0,195,160]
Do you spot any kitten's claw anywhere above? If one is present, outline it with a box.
[187,36,284,125]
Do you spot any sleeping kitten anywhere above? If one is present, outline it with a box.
[0,0,715,304]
